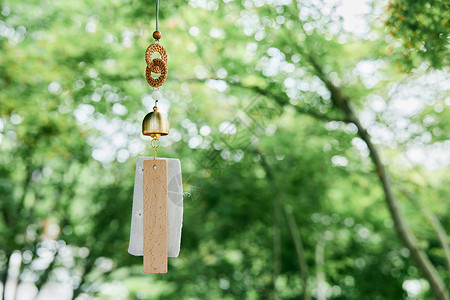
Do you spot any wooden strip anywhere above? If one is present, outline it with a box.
[143,159,167,273]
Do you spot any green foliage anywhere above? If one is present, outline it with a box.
[385,0,450,72]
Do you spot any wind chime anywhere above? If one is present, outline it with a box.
[128,0,183,273]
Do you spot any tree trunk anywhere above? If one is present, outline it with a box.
[273,201,281,300]
[284,206,311,300]
[1,253,11,300]
[315,238,326,300]
[259,153,311,300]
[421,206,450,280]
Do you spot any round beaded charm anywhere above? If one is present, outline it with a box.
[145,58,167,88]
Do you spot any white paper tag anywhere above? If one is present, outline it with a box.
[128,157,183,257]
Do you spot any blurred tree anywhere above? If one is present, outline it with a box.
[0,0,449,299]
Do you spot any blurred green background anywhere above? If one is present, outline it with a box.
[0,0,449,299]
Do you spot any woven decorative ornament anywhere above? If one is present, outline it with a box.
[145,58,167,88]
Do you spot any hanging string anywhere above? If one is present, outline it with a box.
[155,0,159,32]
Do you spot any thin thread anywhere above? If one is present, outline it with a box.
[156,0,159,32]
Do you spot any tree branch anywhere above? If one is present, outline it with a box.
[183,77,350,123]
[398,185,450,279]
[421,208,450,281]
[232,82,351,123]
[18,165,33,213]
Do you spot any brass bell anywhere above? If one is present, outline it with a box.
[142,106,169,138]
